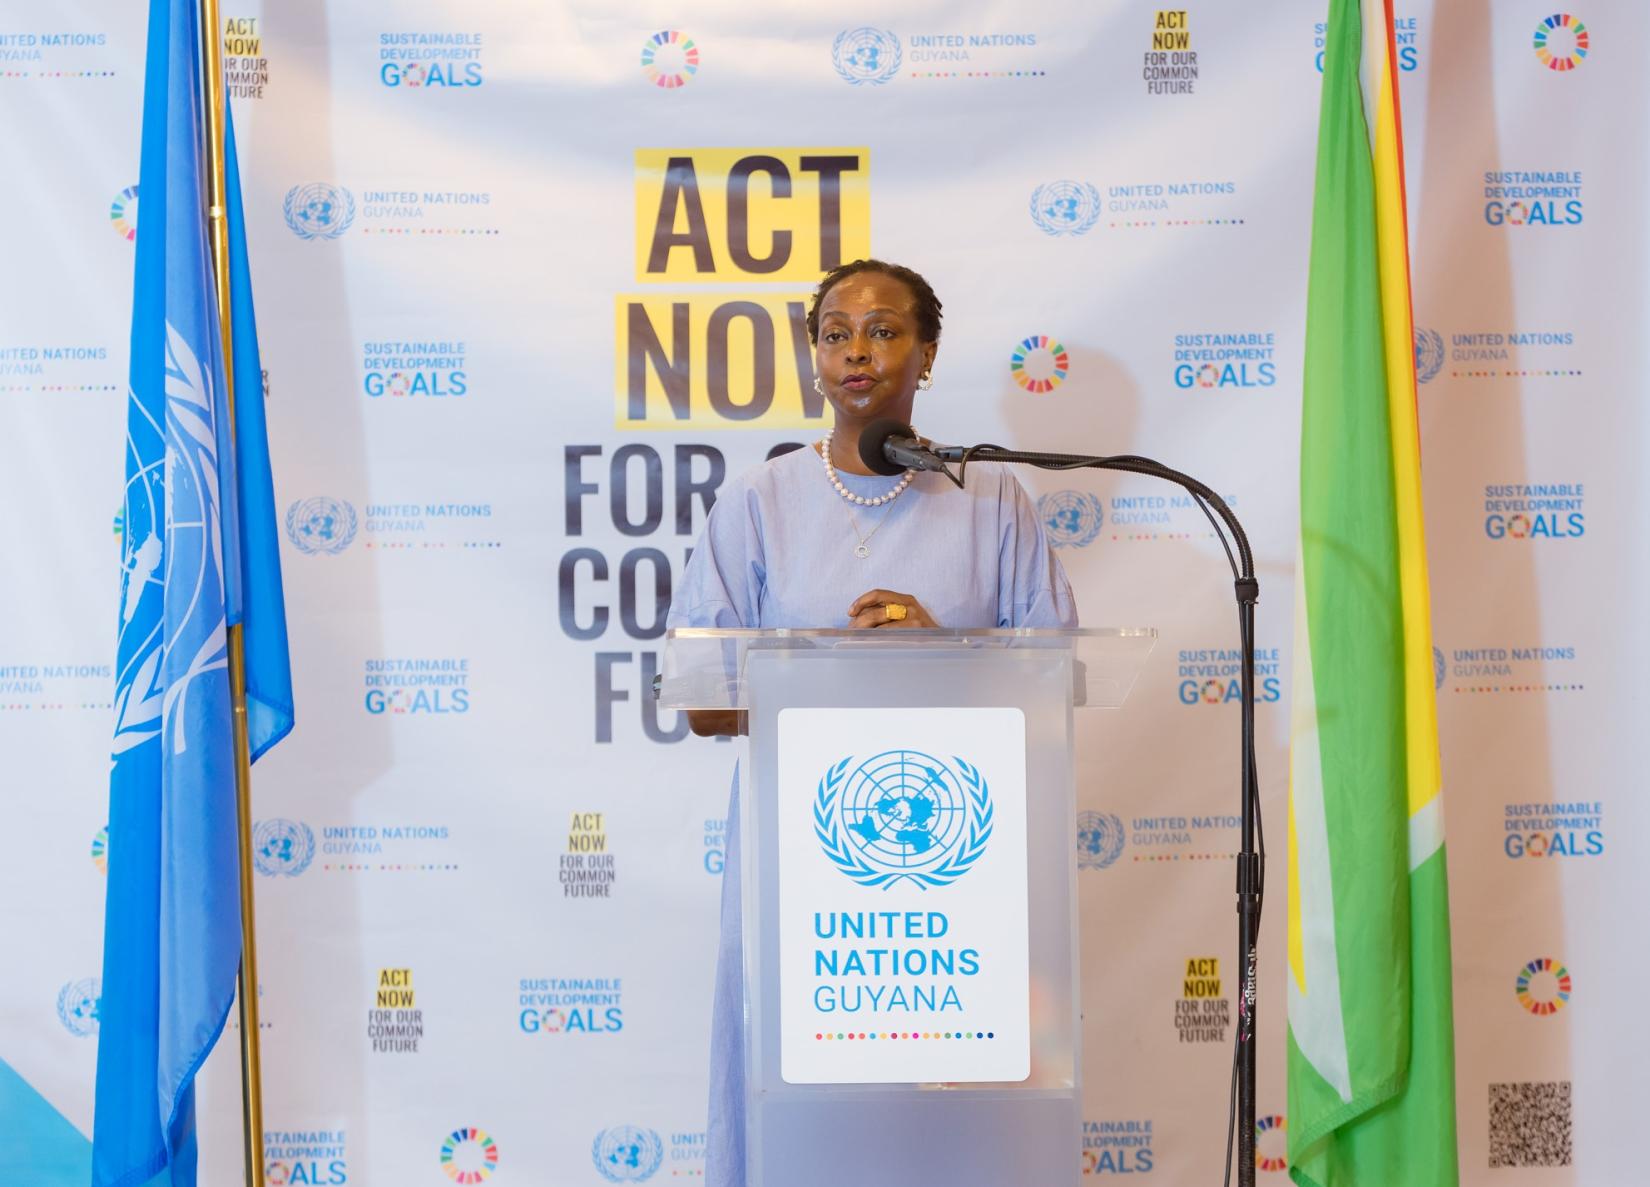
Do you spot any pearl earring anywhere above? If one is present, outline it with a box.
[813,377,825,395]
[917,373,933,391]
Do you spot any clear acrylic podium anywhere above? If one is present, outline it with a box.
[660,628,1155,1187]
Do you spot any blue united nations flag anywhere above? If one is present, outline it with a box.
[93,1,293,1184]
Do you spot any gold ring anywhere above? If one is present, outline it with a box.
[885,602,908,621]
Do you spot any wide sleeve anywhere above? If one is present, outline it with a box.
[997,473,1079,628]
[666,476,767,629]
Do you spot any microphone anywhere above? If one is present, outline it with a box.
[858,418,960,476]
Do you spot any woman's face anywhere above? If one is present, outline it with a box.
[814,272,938,424]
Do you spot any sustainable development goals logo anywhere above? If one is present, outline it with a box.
[640,29,698,88]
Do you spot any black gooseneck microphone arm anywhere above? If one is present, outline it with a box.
[864,424,1264,1187]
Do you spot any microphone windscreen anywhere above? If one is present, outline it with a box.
[858,418,915,476]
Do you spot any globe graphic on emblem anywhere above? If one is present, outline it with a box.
[286,497,357,555]
[1030,180,1098,235]
[1413,327,1445,384]
[593,1125,662,1182]
[1039,490,1103,549]
[253,818,314,877]
[839,750,969,873]
[57,978,102,1036]
[1076,811,1125,870]
[284,183,356,240]
[833,27,900,85]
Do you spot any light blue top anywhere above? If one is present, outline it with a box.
[666,443,1077,1187]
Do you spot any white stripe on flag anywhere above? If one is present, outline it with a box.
[1409,792,1445,872]
[1288,557,1353,1102]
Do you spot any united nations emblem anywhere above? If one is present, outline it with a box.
[283,182,356,240]
[285,497,358,555]
[253,818,316,877]
[832,27,902,85]
[56,978,101,1037]
[1433,645,1446,690]
[1029,180,1102,237]
[1413,326,1445,384]
[815,750,992,890]
[1076,811,1125,870]
[1038,490,1105,549]
[592,1125,663,1183]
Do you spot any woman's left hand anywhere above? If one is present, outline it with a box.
[847,589,939,629]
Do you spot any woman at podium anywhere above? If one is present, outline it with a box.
[667,259,1076,1187]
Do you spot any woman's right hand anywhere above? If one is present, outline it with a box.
[687,709,747,737]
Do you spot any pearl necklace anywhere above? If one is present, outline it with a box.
[819,428,915,507]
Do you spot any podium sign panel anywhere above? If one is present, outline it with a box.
[658,629,1154,1187]
[776,707,1031,1084]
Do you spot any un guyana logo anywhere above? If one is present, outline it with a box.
[815,750,992,890]
[283,182,356,240]
[1076,811,1125,870]
[286,496,358,555]
[592,1125,663,1182]
[1030,180,1101,237]
[832,27,901,85]
[253,818,316,877]
[1038,490,1105,549]
[1413,326,1444,384]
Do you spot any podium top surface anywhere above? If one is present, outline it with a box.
[657,627,1156,709]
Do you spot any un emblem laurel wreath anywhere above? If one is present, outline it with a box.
[282,183,356,240]
[591,1126,663,1183]
[56,979,101,1036]
[832,28,901,86]
[1413,327,1445,384]
[285,497,358,555]
[1028,181,1102,237]
[814,755,993,890]
[253,819,315,877]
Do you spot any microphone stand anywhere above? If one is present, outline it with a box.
[934,442,1263,1187]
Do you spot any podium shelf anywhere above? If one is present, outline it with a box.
[657,627,1156,710]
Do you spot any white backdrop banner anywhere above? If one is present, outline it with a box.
[1,1,1645,1184]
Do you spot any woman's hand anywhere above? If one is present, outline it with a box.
[847,589,939,629]
[686,709,747,737]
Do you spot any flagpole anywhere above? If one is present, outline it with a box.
[196,0,268,1184]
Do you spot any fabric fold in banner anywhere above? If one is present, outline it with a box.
[1286,1,1459,1185]
[93,0,292,1184]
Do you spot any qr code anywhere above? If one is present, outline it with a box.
[1488,1081,1572,1167]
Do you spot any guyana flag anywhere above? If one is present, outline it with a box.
[1286,0,1459,1184]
